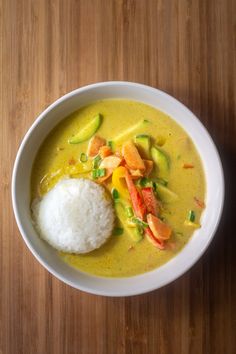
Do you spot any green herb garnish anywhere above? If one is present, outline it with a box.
[152,182,157,191]
[112,188,119,200]
[139,177,149,187]
[92,169,98,179]
[135,225,144,240]
[93,155,102,169]
[131,217,149,228]
[125,206,134,218]
[97,168,106,177]
[91,168,106,179]
[188,210,195,222]
[80,152,88,163]
[107,140,115,152]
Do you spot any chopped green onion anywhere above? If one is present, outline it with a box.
[135,225,144,240]
[93,155,101,169]
[138,177,168,189]
[176,231,184,236]
[139,177,149,187]
[131,217,149,228]
[188,210,195,222]
[92,169,98,179]
[91,168,105,179]
[80,152,88,163]
[97,168,106,177]
[136,177,153,188]
[113,227,124,236]
[136,225,144,236]
[125,206,134,218]
[107,140,115,152]
[112,188,119,200]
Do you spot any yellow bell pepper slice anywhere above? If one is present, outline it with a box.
[112,166,130,199]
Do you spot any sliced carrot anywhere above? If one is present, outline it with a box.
[194,197,205,209]
[143,160,153,176]
[147,213,172,240]
[145,227,165,250]
[87,135,106,157]
[141,188,159,216]
[99,145,112,159]
[125,169,146,220]
[183,163,194,169]
[99,155,122,169]
[122,141,145,170]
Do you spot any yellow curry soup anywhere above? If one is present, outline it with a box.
[31,99,205,277]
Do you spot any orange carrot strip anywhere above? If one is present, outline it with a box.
[87,135,106,157]
[99,145,112,159]
[183,163,194,169]
[122,141,145,171]
[147,213,172,240]
[141,188,159,216]
[194,197,205,208]
[145,227,165,250]
[125,169,146,220]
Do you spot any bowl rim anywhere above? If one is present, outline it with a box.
[12,81,225,296]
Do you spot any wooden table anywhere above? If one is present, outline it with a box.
[1,1,235,353]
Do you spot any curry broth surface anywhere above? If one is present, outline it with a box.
[31,99,205,277]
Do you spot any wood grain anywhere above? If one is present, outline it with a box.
[1,0,236,353]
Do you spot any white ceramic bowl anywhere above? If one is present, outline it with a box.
[12,81,224,296]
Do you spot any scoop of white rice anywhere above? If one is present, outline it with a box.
[32,178,115,253]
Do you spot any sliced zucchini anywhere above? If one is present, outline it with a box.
[115,203,143,242]
[65,160,92,175]
[151,146,169,178]
[68,114,102,144]
[155,136,166,146]
[112,119,150,144]
[134,134,150,158]
[155,184,178,203]
[131,226,144,242]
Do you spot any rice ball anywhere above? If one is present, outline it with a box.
[32,178,115,253]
